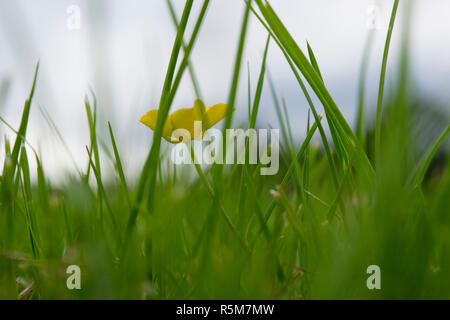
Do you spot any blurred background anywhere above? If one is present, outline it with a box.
[0,0,448,181]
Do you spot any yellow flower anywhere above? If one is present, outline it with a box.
[139,99,231,143]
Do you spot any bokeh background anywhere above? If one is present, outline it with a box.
[0,0,449,181]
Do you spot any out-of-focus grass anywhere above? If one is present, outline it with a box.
[0,1,449,299]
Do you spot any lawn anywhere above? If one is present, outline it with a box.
[0,0,449,299]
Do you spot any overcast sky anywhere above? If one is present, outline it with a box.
[0,0,449,180]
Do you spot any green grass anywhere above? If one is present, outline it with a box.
[0,1,449,299]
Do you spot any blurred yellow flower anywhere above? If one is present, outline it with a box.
[140,99,230,143]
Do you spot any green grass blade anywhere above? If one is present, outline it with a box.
[410,125,450,187]
[84,93,101,177]
[267,75,302,199]
[125,0,207,249]
[249,34,270,129]
[267,75,291,153]
[256,116,321,240]
[223,0,252,131]
[247,62,252,123]
[243,166,271,241]
[254,0,374,185]
[280,97,295,152]
[11,62,39,173]
[108,122,131,207]
[35,154,49,213]
[375,0,400,167]
[355,31,374,145]
[249,3,340,189]
[19,146,40,259]
[306,41,323,82]
[85,146,120,244]
[302,110,311,205]
[167,0,204,100]
[140,0,201,213]
[306,42,346,167]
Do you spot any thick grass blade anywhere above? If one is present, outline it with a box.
[223,0,252,132]
[11,62,39,173]
[167,0,204,101]
[267,75,302,199]
[410,125,450,187]
[327,165,352,220]
[356,31,374,146]
[249,34,270,129]
[280,97,295,152]
[19,146,40,259]
[267,75,291,154]
[188,144,250,254]
[306,42,323,82]
[254,0,374,186]
[35,154,49,214]
[247,62,252,123]
[254,116,321,242]
[84,93,101,178]
[243,166,271,240]
[249,3,340,189]
[85,146,120,244]
[165,0,210,117]
[132,0,205,222]
[1,137,14,246]
[108,122,131,207]
[306,42,345,167]
[0,116,38,156]
[124,0,210,251]
[302,110,311,205]
[84,93,105,224]
[375,0,400,167]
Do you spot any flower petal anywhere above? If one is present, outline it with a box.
[139,109,175,142]
[206,103,229,128]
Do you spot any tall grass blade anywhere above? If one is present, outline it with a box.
[11,62,39,173]
[108,122,131,206]
[223,0,252,131]
[410,125,450,187]
[249,35,270,129]
[254,0,374,185]
[356,31,374,145]
[375,0,400,166]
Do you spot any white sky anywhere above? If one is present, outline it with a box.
[0,0,449,180]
